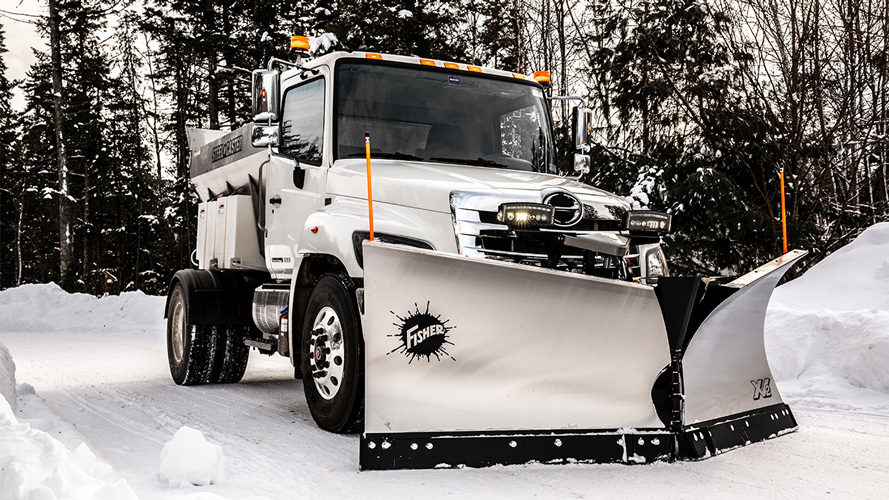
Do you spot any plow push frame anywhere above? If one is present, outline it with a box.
[359,243,806,470]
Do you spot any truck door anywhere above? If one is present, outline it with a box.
[265,75,327,279]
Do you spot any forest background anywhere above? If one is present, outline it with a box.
[0,0,887,295]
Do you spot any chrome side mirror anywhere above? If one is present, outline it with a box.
[251,125,279,148]
[572,106,592,151]
[252,70,280,122]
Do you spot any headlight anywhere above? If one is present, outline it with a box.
[496,203,555,228]
[646,247,668,284]
[624,210,672,235]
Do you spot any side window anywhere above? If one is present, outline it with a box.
[280,78,325,165]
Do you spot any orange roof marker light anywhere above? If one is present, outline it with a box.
[512,73,526,80]
[467,65,482,73]
[366,53,383,60]
[533,71,551,85]
[444,62,459,69]
[290,35,310,52]
[420,59,436,66]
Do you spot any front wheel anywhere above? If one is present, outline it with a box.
[301,274,364,433]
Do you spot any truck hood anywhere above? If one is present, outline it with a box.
[326,159,630,216]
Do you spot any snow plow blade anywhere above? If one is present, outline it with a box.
[664,249,807,459]
[359,243,806,470]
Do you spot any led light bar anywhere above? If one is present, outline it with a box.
[624,210,672,235]
[496,203,555,227]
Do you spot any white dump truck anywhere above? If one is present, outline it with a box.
[167,39,804,470]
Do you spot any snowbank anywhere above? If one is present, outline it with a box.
[0,283,165,334]
[771,222,889,311]
[0,343,14,412]
[0,341,140,500]
[767,223,889,403]
[159,426,227,488]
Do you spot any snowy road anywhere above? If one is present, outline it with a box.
[3,311,889,500]
[5,224,889,499]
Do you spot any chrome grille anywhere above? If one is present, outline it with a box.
[450,191,634,278]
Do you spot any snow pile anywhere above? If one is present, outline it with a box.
[0,342,140,500]
[767,223,889,405]
[159,427,227,488]
[0,283,165,334]
[772,222,889,311]
[0,343,15,412]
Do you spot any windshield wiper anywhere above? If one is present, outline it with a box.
[345,151,424,161]
[429,157,508,169]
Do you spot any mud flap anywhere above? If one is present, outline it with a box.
[360,242,672,469]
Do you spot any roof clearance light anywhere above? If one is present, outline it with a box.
[420,59,436,66]
[533,71,551,84]
[366,53,383,60]
[290,35,310,51]
[444,62,459,69]
[467,65,482,73]
[512,73,526,80]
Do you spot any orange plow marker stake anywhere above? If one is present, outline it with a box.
[365,133,375,241]
[780,168,788,254]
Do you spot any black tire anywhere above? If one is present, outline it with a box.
[167,283,216,385]
[301,274,364,433]
[210,326,250,384]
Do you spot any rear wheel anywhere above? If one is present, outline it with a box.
[167,283,215,385]
[167,284,250,385]
[301,274,364,433]
[210,326,250,384]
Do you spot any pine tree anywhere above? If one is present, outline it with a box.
[462,0,527,71]
[47,0,77,290]
[313,0,469,60]
[13,54,61,285]
[0,23,18,289]
[582,0,786,275]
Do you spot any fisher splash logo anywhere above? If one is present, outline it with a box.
[389,302,455,363]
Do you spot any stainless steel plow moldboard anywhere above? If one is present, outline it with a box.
[673,249,807,459]
[360,242,673,470]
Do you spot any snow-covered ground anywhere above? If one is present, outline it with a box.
[2,225,889,499]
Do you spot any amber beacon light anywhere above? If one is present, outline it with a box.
[290,35,310,51]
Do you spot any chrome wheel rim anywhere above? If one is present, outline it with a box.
[309,306,345,401]
[171,300,186,364]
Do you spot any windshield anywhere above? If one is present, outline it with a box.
[335,61,556,174]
